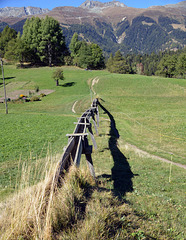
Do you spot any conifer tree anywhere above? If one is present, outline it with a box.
[69,33,81,58]
[0,26,17,57]
[22,17,41,56]
[106,53,114,72]
[39,16,67,66]
[176,52,186,77]
[4,33,24,61]
[108,50,130,74]
[90,43,105,69]
[21,16,68,66]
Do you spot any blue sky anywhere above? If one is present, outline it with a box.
[0,0,181,10]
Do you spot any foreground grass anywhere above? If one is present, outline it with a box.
[0,156,185,239]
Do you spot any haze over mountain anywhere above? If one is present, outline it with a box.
[0,0,186,55]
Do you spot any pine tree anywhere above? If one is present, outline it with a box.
[156,55,177,78]
[176,52,186,78]
[22,16,68,66]
[90,43,105,69]
[39,16,67,66]
[69,33,81,58]
[22,17,41,55]
[4,33,22,61]
[109,50,131,74]
[106,53,114,72]
[69,34,105,69]
[77,42,93,69]
[0,26,17,57]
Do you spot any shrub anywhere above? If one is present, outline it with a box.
[40,93,46,97]
[30,96,40,102]
[34,85,40,93]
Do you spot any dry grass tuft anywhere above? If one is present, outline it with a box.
[0,164,95,240]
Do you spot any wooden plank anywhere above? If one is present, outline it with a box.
[66,133,89,137]
[74,122,90,125]
[54,137,75,182]
[74,137,83,167]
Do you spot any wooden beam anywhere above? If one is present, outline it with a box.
[66,133,89,137]
[74,122,90,126]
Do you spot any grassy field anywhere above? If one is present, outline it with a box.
[0,65,185,239]
[93,73,186,164]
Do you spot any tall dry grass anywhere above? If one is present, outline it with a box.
[1,151,174,240]
[0,152,95,240]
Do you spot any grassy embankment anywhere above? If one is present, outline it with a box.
[0,65,185,239]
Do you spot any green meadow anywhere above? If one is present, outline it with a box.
[0,65,185,239]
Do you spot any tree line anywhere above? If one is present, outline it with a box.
[0,16,105,69]
[107,49,186,79]
[0,16,185,78]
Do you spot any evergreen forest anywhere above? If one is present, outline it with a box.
[0,16,185,79]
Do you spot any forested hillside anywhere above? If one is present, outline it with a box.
[0,1,186,55]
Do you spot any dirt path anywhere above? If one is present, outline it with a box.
[72,101,78,113]
[91,77,99,95]
[124,143,186,169]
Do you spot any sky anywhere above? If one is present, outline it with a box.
[0,0,182,10]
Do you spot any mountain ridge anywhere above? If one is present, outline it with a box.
[0,6,49,18]
[0,1,186,55]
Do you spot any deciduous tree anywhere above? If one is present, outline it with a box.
[52,68,64,86]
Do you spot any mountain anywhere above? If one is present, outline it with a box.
[162,1,186,8]
[0,6,49,18]
[80,0,127,12]
[0,1,186,55]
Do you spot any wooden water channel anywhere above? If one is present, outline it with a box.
[54,99,99,184]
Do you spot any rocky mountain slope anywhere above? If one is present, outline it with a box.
[0,6,49,18]
[0,1,186,55]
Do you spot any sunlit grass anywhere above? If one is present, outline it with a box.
[0,65,185,239]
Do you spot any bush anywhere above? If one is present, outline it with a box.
[30,96,40,102]
[40,93,46,97]
[34,85,40,93]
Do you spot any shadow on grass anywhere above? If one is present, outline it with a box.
[60,82,76,87]
[0,77,16,81]
[97,100,134,199]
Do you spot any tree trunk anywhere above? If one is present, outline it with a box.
[48,42,52,67]
[56,79,59,86]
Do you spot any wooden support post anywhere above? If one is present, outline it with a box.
[85,154,96,179]
[87,124,97,150]
[1,59,8,114]
[96,106,99,127]
[91,114,98,136]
